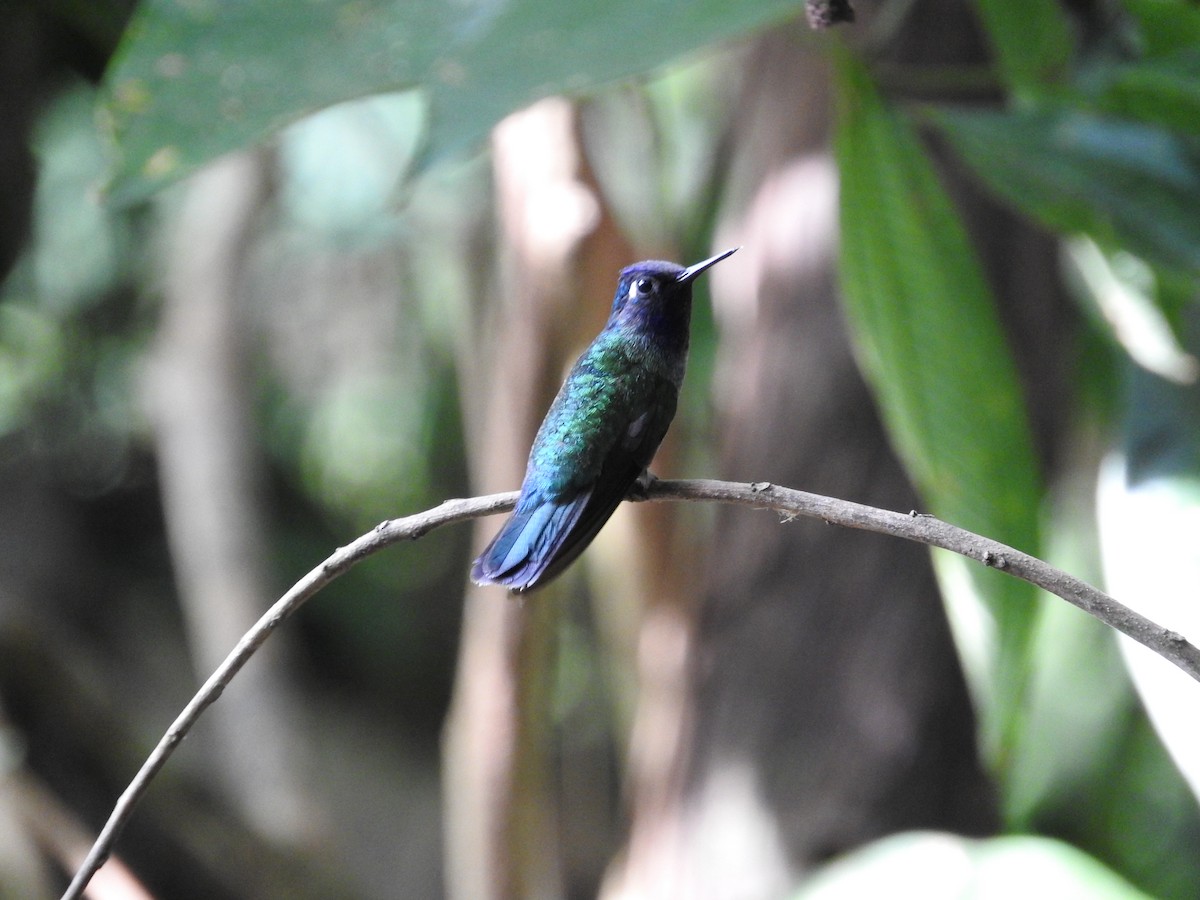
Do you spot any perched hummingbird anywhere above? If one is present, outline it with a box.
[472,248,738,592]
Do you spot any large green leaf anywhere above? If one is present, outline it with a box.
[931,106,1200,277]
[100,0,802,205]
[833,50,1044,766]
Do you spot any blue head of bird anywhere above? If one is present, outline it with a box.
[606,248,739,349]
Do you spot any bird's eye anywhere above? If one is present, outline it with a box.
[634,277,655,297]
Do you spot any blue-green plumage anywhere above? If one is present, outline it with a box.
[472,248,737,592]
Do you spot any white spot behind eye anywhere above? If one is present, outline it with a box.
[629,277,655,301]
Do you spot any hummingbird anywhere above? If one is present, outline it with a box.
[472,247,738,592]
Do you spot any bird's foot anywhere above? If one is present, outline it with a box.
[627,470,658,502]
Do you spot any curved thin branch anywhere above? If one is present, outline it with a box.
[63,479,1200,900]
[62,490,518,900]
[648,479,1200,679]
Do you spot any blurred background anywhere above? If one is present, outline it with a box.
[2,0,1199,897]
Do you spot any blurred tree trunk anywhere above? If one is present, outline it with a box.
[147,149,310,844]
[611,4,1074,895]
[443,98,634,900]
[0,768,152,899]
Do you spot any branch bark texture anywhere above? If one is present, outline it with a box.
[62,479,1200,900]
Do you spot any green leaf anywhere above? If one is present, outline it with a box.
[971,0,1073,91]
[1087,49,1200,136]
[100,0,802,205]
[1122,0,1200,58]
[931,106,1200,276]
[833,51,1044,766]
[793,832,1155,899]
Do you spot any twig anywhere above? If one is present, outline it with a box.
[806,0,856,29]
[63,478,1200,899]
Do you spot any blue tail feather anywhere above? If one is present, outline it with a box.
[472,491,591,591]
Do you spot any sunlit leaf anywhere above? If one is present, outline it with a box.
[794,832,1154,899]
[1064,238,1199,383]
[1097,312,1200,797]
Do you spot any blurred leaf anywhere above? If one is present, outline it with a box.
[1009,455,1200,899]
[1097,312,1200,794]
[277,92,425,237]
[1097,464,1200,900]
[0,304,64,434]
[100,0,802,205]
[931,106,1200,276]
[1087,49,1200,136]
[971,0,1073,91]
[1097,706,1200,900]
[1003,603,1130,829]
[1122,0,1200,57]
[833,51,1044,765]
[793,832,1154,899]
[32,86,129,313]
[1064,238,1199,384]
